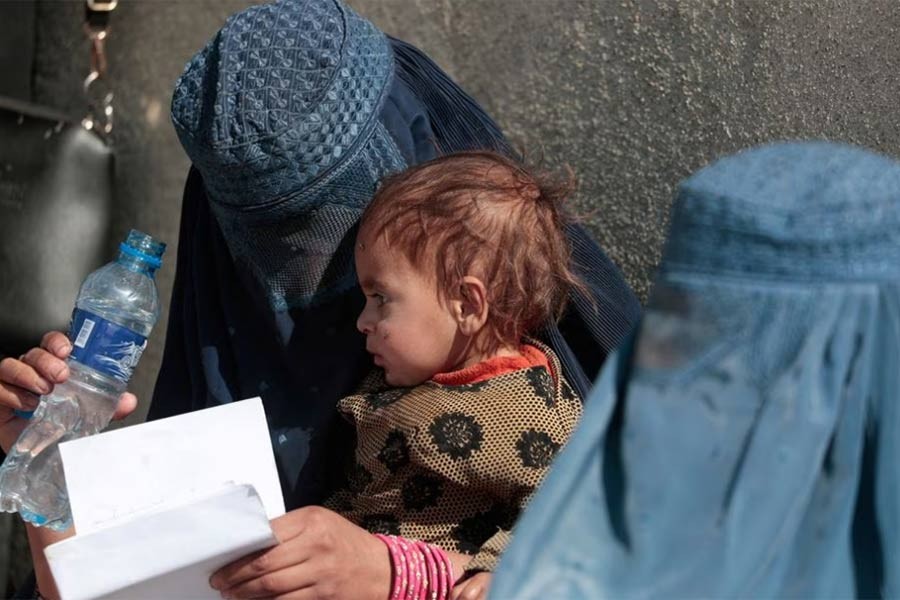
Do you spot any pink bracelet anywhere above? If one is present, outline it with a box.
[396,537,417,600]
[416,541,440,600]
[434,543,453,599]
[420,539,448,600]
[410,539,426,600]
[375,534,404,600]
[410,538,426,600]
[374,534,456,600]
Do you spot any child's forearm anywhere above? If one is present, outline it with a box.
[25,523,72,600]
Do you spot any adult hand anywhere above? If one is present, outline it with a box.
[0,331,137,453]
[450,572,492,600]
[210,505,391,600]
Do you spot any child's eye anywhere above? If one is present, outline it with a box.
[368,293,387,307]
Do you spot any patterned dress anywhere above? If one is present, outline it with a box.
[325,342,582,572]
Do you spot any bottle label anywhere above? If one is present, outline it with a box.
[69,309,147,382]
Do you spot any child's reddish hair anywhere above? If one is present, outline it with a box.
[359,150,584,354]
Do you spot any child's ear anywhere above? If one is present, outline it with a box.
[453,276,489,336]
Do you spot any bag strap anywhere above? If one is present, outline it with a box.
[82,0,117,136]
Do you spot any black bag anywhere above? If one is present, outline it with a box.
[0,96,113,357]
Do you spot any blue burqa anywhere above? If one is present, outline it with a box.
[491,141,900,599]
[152,0,640,510]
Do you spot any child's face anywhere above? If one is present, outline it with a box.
[355,233,465,387]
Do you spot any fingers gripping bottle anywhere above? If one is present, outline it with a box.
[0,230,165,529]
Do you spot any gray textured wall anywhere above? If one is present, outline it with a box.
[361,0,900,300]
[1,0,899,588]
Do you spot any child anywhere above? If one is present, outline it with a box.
[326,151,585,600]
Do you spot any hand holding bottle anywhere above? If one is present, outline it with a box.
[0,230,164,529]
[0,332,138,455]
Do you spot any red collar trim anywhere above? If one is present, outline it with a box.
[431,344,550,386]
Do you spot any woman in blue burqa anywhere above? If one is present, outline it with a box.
[0,0,640,597]
[490,141,900,599]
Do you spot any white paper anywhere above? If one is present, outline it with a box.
[45,397,286,600]
[59,397,284,533]
[45,483,276,600]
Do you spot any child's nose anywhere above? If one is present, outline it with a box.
[357,308,374,335]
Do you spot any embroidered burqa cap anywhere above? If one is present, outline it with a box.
[171,0,514,311]
[155,0,640,511]
[491,141,900,598]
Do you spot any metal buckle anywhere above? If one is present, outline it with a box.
[86,0,118,12]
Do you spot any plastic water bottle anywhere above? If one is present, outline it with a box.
[0,230,165,530]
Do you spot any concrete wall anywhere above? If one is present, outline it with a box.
[1,0,899,589]
[361,0,900,300]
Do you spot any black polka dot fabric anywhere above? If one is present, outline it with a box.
[325,341,582,571]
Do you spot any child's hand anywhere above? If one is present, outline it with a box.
[451,571,492,600]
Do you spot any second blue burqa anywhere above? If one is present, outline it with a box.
[492,141,900,598]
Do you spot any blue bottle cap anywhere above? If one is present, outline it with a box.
[120,230,166,269]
